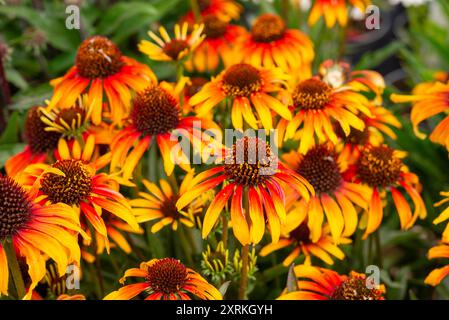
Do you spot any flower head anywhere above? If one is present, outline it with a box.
[190,63,291,130]
[278,266,385,300]
[104,258,222,300]
[237,14,314,72]
[139,23,205,62]
[352,145,427,238]
[49,35,155,125]
[278,77,371,153]
[19,135,139,253]
[0,174,82,298]
[282,144,370,242]
[131,172,208,233]
[176,137,314,245]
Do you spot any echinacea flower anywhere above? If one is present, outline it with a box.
[189,63,291,130]
[131,172,207,233]
[260,216,351,266]
[176,137,314,245]
[277,77,371,153]
[236,14,314,72]
[182,0,242,23]
[104,258,222,300]
[110,81,221,178]
[0,174,82,298]
[139,22,205,63]
[391,81,449,151]
[49,35,156,125]
[19,135,139,253]
[425,242,449,286]
[6,106,61,178]
[308,0,372,28]
[278,265,385,300]
[351,144,427,239]
[282,144,370,242]
[186,15,245,73]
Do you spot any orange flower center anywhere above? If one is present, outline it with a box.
[131,85,180,136]
[203,15,228,39]
[163,39,190,60]
[222,64,262,97]
[357,145,402,188]
[251,14,286,43]
[146,258,188,294]
[75,36,124,79]
[331,273,383,300]
[290,222,311,244]
[41,159,93,206]
[25,107,62,154]
[292,79,332,110]
[296,145,342,194]
[224,137,277,186]
[185,76,209,98]
[0,175,32,240]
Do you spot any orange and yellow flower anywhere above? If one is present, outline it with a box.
[186,15,245,73]
[260,207,351,266]
[282,144,370,243]
[391,80,449,151]
[349,144,427,239]
[139,22,205,62]
[111,81,221,179]
[131,172,209,233]
[48,35,155,125]
[19,135,139,254]
[308,0,372,28]
[176,137,314,245]
[0,174,82,298]
[189,63,291,130]
[104,258,222,300]
[277,77,371,153]
[278,265,385,300]
[236,14,314,72]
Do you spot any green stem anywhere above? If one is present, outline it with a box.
[238,245,249,300]
[148,139,157,182]
[238,189,250,300]
[4,240,26,299]
[338,23,347,59]
[222,215,229,250]
[178,226,193,265]
[189,0,201,22]
[281,0,289,25]
[374,231,383,268]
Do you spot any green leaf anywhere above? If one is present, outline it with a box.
[355,42,404,70]
[5,68,29,90]
[0,111,20,145]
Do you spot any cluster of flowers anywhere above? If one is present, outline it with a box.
[0,0,446,300]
